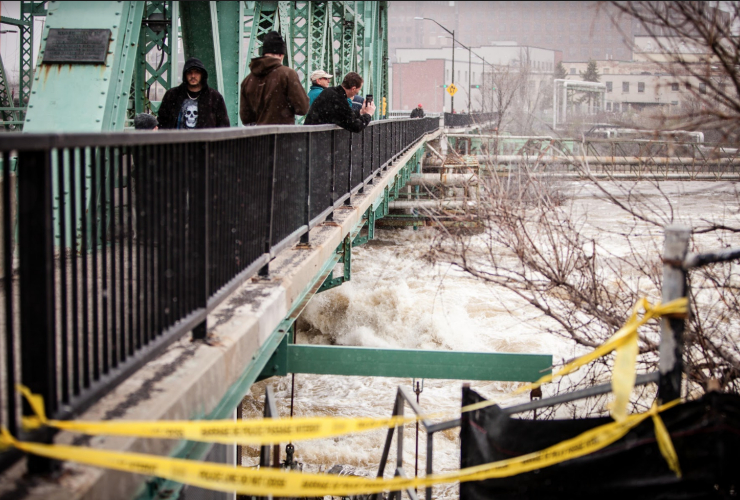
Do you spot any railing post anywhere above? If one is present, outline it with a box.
[18,149,57,473]
[326,130,336,221]
[301,133,311,245]
[658,225,691,403]
[345,132,352,205]
[259,135,277,275]
[192,143,210,340]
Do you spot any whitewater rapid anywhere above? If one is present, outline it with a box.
[241,180,740,498]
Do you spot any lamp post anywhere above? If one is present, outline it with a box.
[415,16,455,113]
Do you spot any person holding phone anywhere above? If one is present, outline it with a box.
[305,72,376,133]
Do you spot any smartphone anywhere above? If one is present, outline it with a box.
[365,94,373,105]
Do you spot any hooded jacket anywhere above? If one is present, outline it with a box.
[158,58,230,129]
[304,85,371,133]
[308,84,325,107]
[240,56,309,125]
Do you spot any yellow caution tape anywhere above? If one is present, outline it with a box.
[461,297,688,416]
[650,403,682,477]
[18,385,416,446]
[19,297,687,447]
[0,401,681,497]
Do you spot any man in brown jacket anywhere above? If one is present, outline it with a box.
[240,31,309,125]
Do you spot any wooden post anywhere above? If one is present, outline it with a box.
[657,225,691,403]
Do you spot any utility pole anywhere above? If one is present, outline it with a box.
[451,29,455,114]
[416,17,456,113]
[468,43,471,112]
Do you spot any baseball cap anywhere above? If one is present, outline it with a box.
[311,70,333,81]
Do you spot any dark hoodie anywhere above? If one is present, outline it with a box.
[240,56,309,125]
[158,57,230,129]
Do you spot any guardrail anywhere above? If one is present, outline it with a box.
[0,116,439,472]
[443,112,497,128]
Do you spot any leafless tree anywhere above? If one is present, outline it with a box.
[608,1,740,142]
[429,149,740,417]
[478,48,546,134]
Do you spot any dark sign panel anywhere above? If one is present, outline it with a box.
[42,29,111,64]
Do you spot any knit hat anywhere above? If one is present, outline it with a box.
[261,31,286,55]
[134,113,158,130]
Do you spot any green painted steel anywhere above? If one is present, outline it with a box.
[134,1,177,116]
[318,234,352,293]
[24,1,144,132]
[179,2,223,96]
[215,1,244,125]
[0,55,18,131]
[23,1,388,129]
[277,345,551,382]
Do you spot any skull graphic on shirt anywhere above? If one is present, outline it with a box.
[184,102,198,128]
[179,100,199,129]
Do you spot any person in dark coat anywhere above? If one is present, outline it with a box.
[158,57,230,129]
[304,72,376,133]
[240,31,309,125]
[410,104,425,118]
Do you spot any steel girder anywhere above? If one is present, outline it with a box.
[24,1,144,132]
[134,1,178,116]
[0,56,18,131]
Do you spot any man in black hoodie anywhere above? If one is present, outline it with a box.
[158,57,230,129]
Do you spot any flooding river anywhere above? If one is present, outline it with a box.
[242,180,740,498]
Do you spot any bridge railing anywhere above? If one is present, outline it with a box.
[0,116,439,472]
[444,112,497,128]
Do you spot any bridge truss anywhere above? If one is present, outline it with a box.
[11,1,388,133]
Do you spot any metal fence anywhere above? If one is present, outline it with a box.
[444,112,497,128]
[0,116,438,472]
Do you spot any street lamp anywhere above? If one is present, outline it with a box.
[415,16,456,113]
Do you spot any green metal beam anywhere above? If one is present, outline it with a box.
[215,0,244,125]
[24,1,144,132]
[134,1,177,116]
[0,16,30,27]
[179,1,224,97]
[264,344,551,382]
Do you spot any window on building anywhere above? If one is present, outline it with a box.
[685,82,692,90]
[606,102,612,111]
[570,67,576,74]
[614,102,620,112]
[638,82,645,93]
[671,101,678,105]
[671,82,679,91]
[446,69,450,80]
[606,81,613,92]
[622,81,629,92]
[699,83,707,94]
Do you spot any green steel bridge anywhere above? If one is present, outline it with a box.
[0,3,551,499]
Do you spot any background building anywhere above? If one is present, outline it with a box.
[388,1,639,64]
[391,44,559,112]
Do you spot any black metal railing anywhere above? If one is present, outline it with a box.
[0,116,439,472]
[444,112,497,128]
